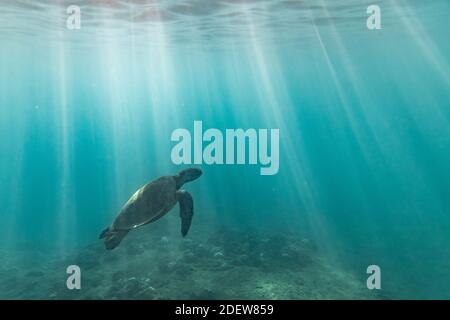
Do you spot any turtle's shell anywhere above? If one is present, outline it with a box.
[112,176,178,230]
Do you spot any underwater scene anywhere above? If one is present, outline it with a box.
[0,0,449,300]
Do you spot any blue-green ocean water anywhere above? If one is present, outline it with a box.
[0,0,449,299]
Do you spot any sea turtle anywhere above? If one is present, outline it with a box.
[99,168,202,250]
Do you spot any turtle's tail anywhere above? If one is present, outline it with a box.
[99,227,129,250]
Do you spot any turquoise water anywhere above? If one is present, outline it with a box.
[0,0,449,299]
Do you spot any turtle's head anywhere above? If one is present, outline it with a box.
[175,168,202,189]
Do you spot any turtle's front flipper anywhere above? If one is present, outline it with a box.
[177,190,194,237]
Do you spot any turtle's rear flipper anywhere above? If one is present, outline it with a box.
[99,227,110,239]
[177,190,194,237]
[99,227,129,250]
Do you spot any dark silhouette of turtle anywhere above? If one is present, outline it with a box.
[99,168,202,250]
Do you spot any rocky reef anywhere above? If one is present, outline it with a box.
[0,222,381,299]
